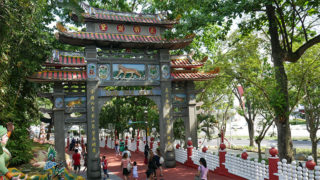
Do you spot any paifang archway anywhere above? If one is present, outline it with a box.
[28,3,218,179]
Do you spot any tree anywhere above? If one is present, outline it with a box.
[99,87,159,139]
[287,44,320,163]
[0,0,56,165]
[148,0,320,161]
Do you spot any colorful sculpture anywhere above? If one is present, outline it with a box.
[0,122,21,180]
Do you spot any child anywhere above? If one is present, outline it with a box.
[101,156,109,179]
[132,161,138,180]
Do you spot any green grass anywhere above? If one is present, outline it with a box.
[289,118,306,125]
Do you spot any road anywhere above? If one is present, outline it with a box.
[200,138,317,149]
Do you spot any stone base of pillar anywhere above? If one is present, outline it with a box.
[164,151,176,168]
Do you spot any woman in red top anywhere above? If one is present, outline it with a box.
[72,149,81,174]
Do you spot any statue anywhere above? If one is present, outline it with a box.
[0,122,26,180]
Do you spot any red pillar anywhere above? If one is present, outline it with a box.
[136,129,140,152]
[185,137,194,167]
[104,136,108,149]
[269,145,279,180]
[125,136,128,146]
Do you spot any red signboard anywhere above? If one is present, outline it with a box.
[149,27,156,35]
[99,23,108,31]
[117,24,125,33]
[133,25,141,34]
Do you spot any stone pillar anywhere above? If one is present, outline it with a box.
[53,83,65,163]
[185,81,198,147]
[85,45,101,180]
[159,49,175,168]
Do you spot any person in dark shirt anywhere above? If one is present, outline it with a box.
[146,151,157,179]
[144,144,149,164]
[154,148,163,177]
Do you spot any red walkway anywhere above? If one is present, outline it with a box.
[100,148,232,180]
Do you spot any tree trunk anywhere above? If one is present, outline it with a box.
[310,133,318,164]
[266,4,294,162]
[257,141,262,161]
[247,120,254,146]
[276,119,294,162]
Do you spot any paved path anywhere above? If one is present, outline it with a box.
[100,148,232,180]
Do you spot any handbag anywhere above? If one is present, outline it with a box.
[127,161,132,172]
[160,157,164,164]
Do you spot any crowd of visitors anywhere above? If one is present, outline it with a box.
[69,138,208,179]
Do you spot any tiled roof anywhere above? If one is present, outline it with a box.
[171,70,217,81]
[170,58,204,68]
[45,55,86,67]
[28,70,87,82]
[76,13,176,28]
[56,31,193,49]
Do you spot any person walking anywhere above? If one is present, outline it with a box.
[121,153,131,180]
[132,161,138,180]
[101,156,109,179]
[74,143,82,154]
[119,140,125,154]
[115,139,120,156]
[154,148,164,177]
[195,157,208,180]
[122,146,131,158]
[70,138,75,151]
[146,151,157,179]
[82,151,87,173]
[144,144,149,164]
[72,149,81,174]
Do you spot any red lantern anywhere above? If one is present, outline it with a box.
[202,146,208,153]
[269,145,278,157]
[241,150,248,160]
[220,143,226,150]
[176,144,180,149]
[306,156,316,170]
[187,138,193,147]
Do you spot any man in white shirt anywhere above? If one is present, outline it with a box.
[122,146,131,158]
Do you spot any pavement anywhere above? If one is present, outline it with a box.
[67,147,233,180]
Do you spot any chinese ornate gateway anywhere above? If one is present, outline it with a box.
[28,4,217,179]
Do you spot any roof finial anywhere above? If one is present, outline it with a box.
[56,22,67,32]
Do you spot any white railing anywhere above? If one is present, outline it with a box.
[225,154,268,180]
[152,141,159,153]
[107,138,114,149]
[191,148,219,171]
[128,140,137,151]
[99,138,105,147]
[138,140,145,152]
[175,148,188,164]
[276,159,320,180]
